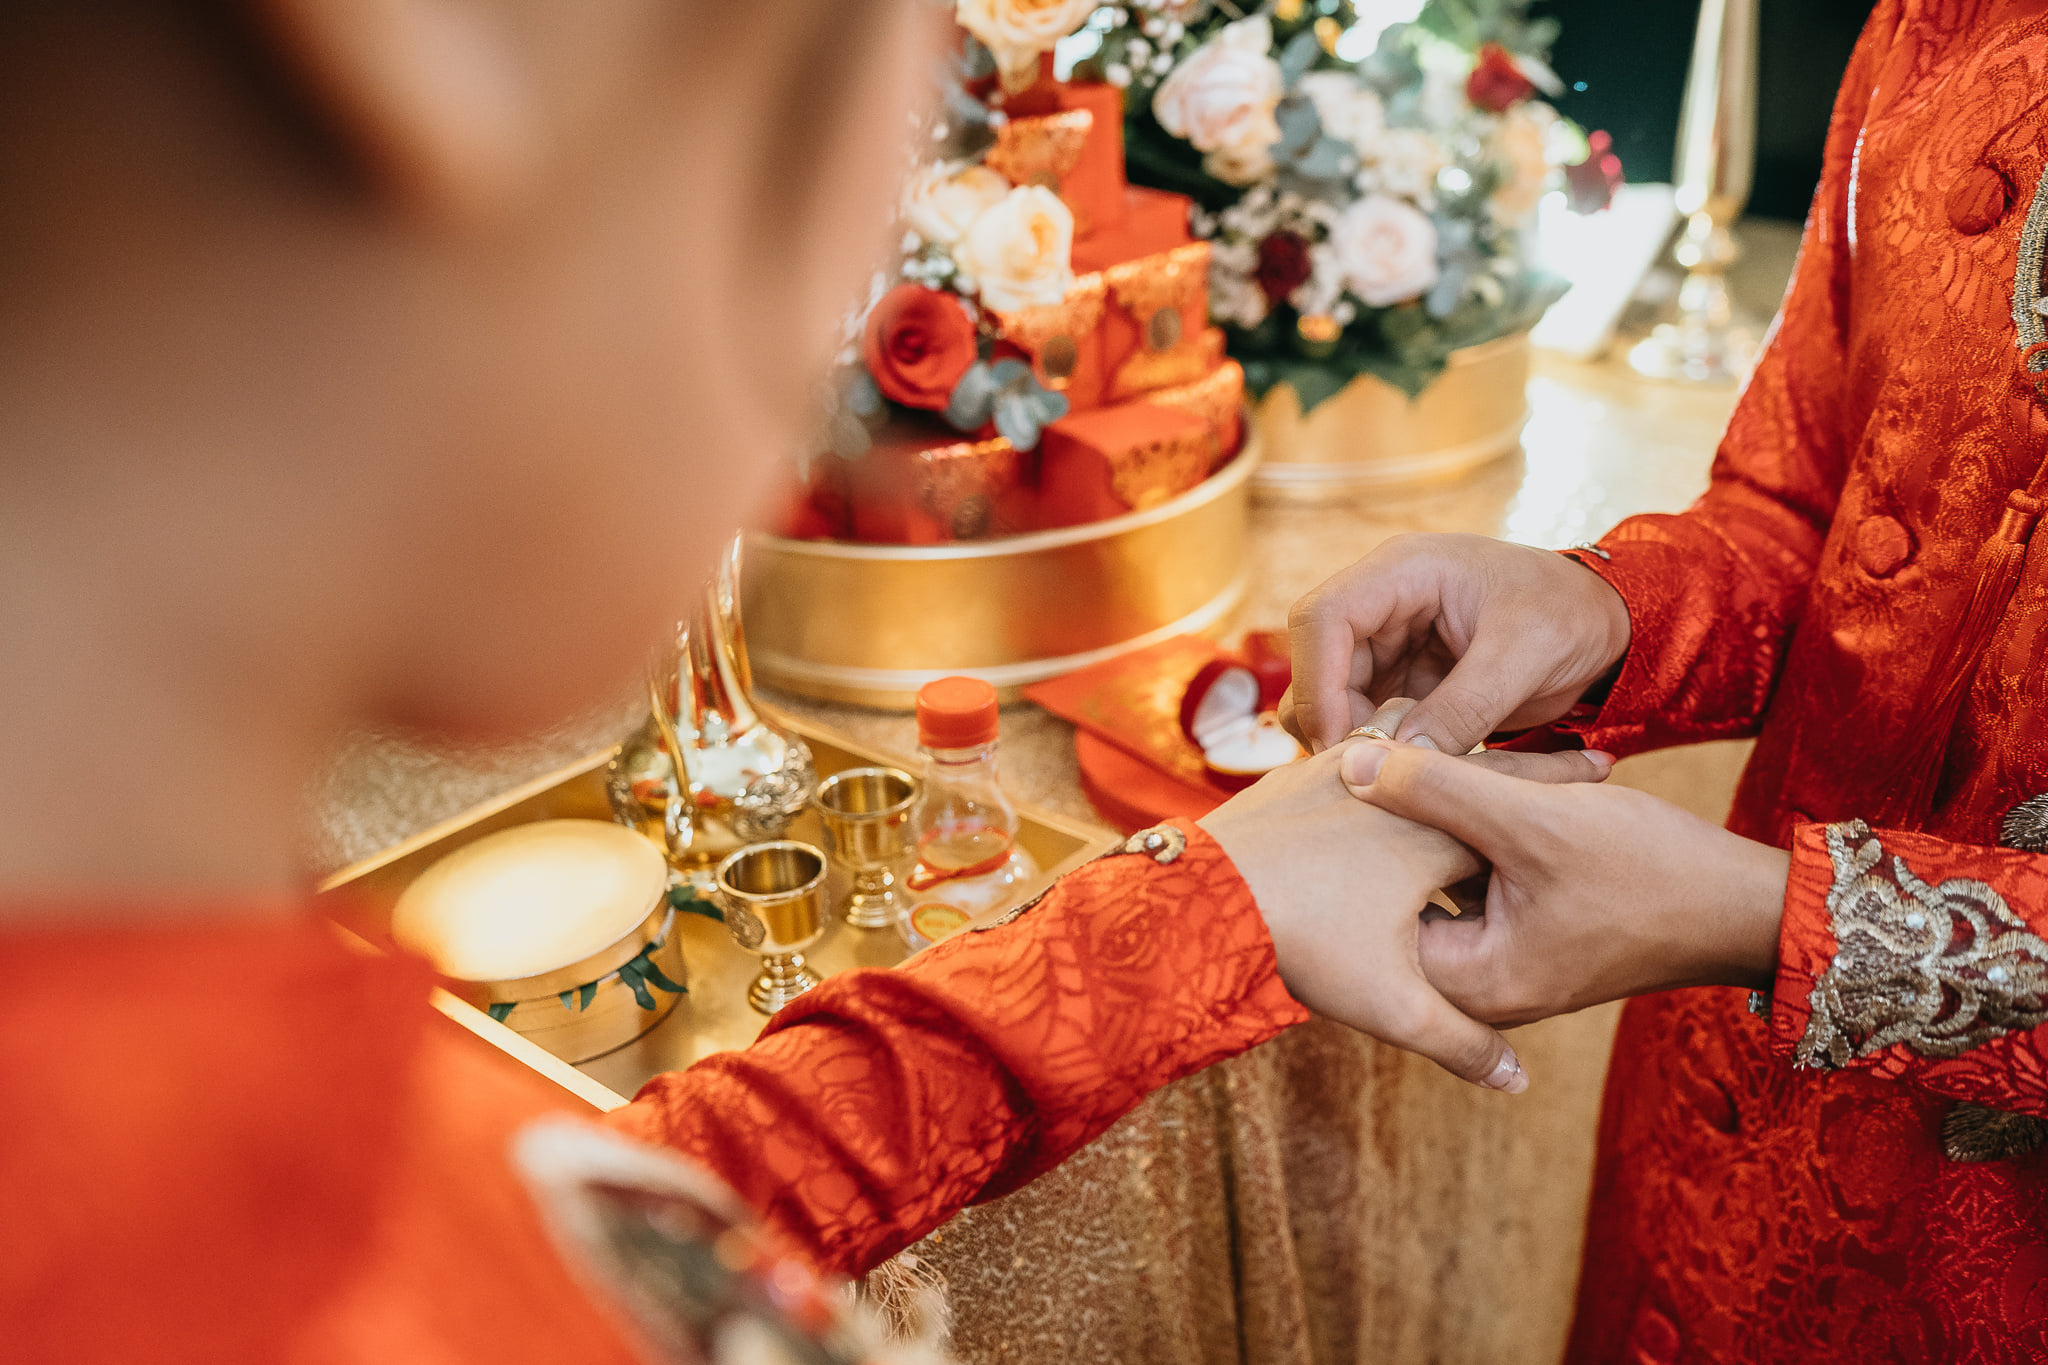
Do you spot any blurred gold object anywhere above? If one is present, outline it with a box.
[1250,333,1529,499]
[388,819,686,1063]
[742,437,1258,709]
[638,536,816,866]
[715,840,829,1014]
[814,766,919,930]
[1628,0,1759,383]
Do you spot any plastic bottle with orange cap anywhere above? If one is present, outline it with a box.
[900,676,1042,950]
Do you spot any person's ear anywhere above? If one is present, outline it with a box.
[250,0,543,223]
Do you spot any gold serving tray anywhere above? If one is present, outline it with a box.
[317,713,1116,1110]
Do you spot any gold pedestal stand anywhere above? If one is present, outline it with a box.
[1629,0,1760,384]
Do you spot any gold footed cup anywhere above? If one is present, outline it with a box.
[714,841,828,1015]
[814,766,918,931]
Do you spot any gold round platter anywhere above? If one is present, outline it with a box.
[742,430,1260,709]
[1250,332,1530,500]
[391,819,688,1064]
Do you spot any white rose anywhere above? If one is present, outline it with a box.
[1489,104,1553,223]
[954,185,1076,312]
[902,162,1010,247]
[957,0,1098,91]
[1363,128,1445,206]
[1296,72,1385,152]
[1152,15,1283,178]
[1328,194,1439,307]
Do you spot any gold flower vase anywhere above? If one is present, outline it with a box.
[1249,332,1530,501]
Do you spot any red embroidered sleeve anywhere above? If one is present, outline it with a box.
[1552,3,1894,759]
[600,824,1307,1276]
[1768,820,2048,1114]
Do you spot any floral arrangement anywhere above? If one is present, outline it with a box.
[1085,0,1619,407]
[825,0,1620,464]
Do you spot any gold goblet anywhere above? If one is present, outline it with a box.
[813,766,918,930]
[714,841,828,1014]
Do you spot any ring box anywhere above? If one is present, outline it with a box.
[1178,659,1303,791]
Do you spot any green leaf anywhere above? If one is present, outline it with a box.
[669,885,724,922]
[579,980,599,1010]
[558,990,573,1010]
[617,960,658,1011]
[638,954,687,996]
[487,1002,515,1024]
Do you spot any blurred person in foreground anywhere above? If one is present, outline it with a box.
[0,4,1613,1362]
[1286,1,2048,1359]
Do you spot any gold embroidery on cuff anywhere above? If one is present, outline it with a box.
[1795,819,2048,1070]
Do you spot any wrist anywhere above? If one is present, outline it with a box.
[1709,837,1791,991]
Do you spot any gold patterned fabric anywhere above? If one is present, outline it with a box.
[1796,819,2048,1069]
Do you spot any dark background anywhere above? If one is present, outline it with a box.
[1541,0,1876,221]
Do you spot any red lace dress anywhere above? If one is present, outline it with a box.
[1554,2,2048,1359]
[0,825,1303,1362]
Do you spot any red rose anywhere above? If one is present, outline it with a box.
[1466,43,1536,113]
[863,285,978,410]
[1254,232,1313,306]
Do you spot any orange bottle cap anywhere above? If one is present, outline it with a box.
[917,676,999,750]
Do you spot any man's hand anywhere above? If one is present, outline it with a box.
[1198,738,1610,1094]
[1281,533,1633,756]
[1339,741,1791,1027]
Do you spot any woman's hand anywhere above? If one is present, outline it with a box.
[1199,737,1611,1093]
[1281,533,1633,756]
[1339,740,1791,1027]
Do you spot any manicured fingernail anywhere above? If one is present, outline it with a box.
[1481,1047,1528,1094]
[1340,741,1389,785]
[1408,734,1439,751]
[1584,749,1616,771]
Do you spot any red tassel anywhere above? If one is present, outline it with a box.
[1877,492,2042,824]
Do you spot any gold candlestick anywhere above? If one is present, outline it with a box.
[1629,0,1760,383]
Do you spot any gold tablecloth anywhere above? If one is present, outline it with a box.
[314,223,1798,1365]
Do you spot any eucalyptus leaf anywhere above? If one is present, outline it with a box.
[1274,95,1320,156]
[1290,136,1354,182]
[1278,28,1322,87]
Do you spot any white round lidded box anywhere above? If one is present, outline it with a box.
[391,818,688,1064]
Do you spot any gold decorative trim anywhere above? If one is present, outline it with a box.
[1795,819,2048,1069]
[1111,325,1224,400]
[1942,1102,2048,1162]
[985,109,1094,191]
[993,274,1106,383]
[1145,360,1245,459]
[1104,241,1210,319]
